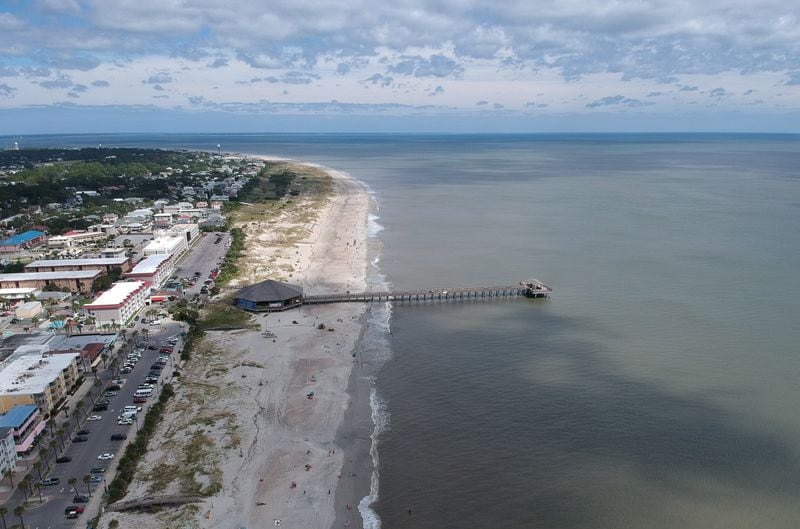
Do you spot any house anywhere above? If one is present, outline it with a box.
[234,280,304,312]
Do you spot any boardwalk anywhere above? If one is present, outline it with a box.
[303,278,551,305]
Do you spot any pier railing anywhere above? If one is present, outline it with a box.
[302,278,551,305]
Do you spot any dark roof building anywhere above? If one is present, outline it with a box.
[234,280,303,312]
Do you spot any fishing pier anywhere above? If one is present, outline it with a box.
[302,278,551,306]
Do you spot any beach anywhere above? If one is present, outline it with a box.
[97,159,373,529]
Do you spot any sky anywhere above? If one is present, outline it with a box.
[1,0,799,133]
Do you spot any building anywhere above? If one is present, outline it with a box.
[234,280,304,312]
[0,404,45,455]
[0,270,101,293]
[0,287,37,301]
[98,247,128,259]
[46,230,107,249]
[82,280,148,326]
[14,301,42,320]
[0,352,81,415]
[0,427,16,475]
[0,230,46,253]
[124,254,174,288]
[143,235,187,257]
[25,256,132,274]
[169,223,200,244]
[153,213,173,228]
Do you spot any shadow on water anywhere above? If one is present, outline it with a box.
[375,301,800,529]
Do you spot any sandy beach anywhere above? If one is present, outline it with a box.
[97,159,373,529]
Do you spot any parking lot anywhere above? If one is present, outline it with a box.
[174,231,230,299]
[21,326,183,528]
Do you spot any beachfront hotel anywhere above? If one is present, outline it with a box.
[0,270,102,293]
[0,352,81,415]
[123,254,175,289]
[82,280,148,326]
[0,404,45,455]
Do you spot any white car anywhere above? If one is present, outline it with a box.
[97,453,115,460]
[123,405,143,412]
[149,320,161,326]
[87,415,102,421]
[117,419,133,425]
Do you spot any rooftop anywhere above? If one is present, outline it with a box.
[127,254,171,275]
[0,404,38,428]
[0,230,45,246]
[0,353,80,396]
[26,257,129,268]
[0,270,101,281]
[235,280,303,302]
[143,236,183,251]
[84,280,146,308]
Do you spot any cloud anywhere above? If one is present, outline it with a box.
[38,75,73,89]
[785,72,800,86]
[743,89,756,95]
[387,54,463,78]
[429,85,444,96]
[475,100,489,106]
[0,12,24,31]
[36,0,82,14]
[679,85,699,92]
[586,95,654,108]
[647,91,669,97]
[524,101,548,108]
[0,83,17,98]
[362,73,394,87]
[91,80,110,87]
[208,57,229,68]
[247,71,320,85]
[70,84,88,93]
[708,87,731,98]
[144,72,174,84]
[493,103,505,109]
[152,84,166,91]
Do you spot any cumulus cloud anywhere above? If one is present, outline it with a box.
[586,95,654,108]
[38,75,73,89]
[248,71,320,85]
[144,72,174,84]
[708,87,731,98]
[647,91,669,97]
[524,101,548,108]
[387,54,463,78]
[0,83,17,98]
[475,100,489,106]
[362,73,394,87]
[679,85,699,92]
[208,58,228,68]
[429,85,444,96]
[91,80,110,87]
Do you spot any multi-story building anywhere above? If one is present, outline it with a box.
[0,230,46,253]
[0,353,81,415]
[0,404,45,455]
[25,256,132,274]
[0,427,16,476]
[143,235,187,257]
[46,230,107,249]
[123,254,174,289]
[0,270,101,293]
[82,280,148,326]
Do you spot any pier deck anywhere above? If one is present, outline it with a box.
[303,278,551,305]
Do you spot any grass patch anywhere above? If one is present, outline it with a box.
[198,302,258,331]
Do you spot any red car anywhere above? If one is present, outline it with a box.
[159,347,173,354]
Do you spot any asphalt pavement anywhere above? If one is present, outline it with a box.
[174,232,230,298]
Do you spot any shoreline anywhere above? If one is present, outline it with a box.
[96,155,379,529]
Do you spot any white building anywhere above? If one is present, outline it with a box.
[143,235,187,257]
[15,301,42,320]
[0,352,81,414]
[0,427,17,476]
[169,223,200,245]
[46,230,107,248]
[124,254,175,288]
[83,280,148,326]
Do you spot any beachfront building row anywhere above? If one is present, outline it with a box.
[46,230,107,249]
[0,352,81,415]
[25,256,132,274]
[0,427,16,476]
[0,404,45,455]
[124,254,174,289]
[143,235,188,257]
[0,270,101,293]
[82,280,148,326]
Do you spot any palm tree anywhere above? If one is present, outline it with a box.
[141,327,149,343]
[35,481,43,503]
[68,477,78,496]
[82,474,92,496]
[13,504,24,528]
[56,426,66,450]
[17,476,29,502]
[93,378,102,398]
[76,400,85,418]
[33,461,42,481]
[0,505,7,529]
[3,469,13,488]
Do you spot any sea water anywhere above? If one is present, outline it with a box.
[11,133,800,528]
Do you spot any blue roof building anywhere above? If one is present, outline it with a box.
[0,230,46,252]
[0,404,39,429]
[0,404,44,454]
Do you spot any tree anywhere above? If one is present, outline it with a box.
[0,505,7,529]
[35,482,43,503]
[17,476,29,501]
[56,426,66,450]
[3,469,13,489]
[82,474,92,496]
[13,505,24,529]
[76,400,85,418]
[68,477,78,496]
[33,461,42,481]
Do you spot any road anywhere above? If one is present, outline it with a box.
[174,231,230,298]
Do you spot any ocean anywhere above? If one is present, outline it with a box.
[7,133,800,528]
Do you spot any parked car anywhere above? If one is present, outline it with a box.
[105,390,118,397]
[133,396,147,403]
[159,347,173,353]
[64,505,84,514]
[77,429,90,435]
[73,495,89,503]
[149,364,163,371]
[97,453,115,460]
[56,456,72,463]
[92,405,108,412]
[66,510,80,519]
[123,405,142,412]
[90,467,106,474]
[90,475,102,483]
[147,344,158,350]
[72,436,88,443]
[87,415,102,421]
[120,367,132,374]
[110,433,127,441]
[41,477,60,486]
[145,376,159,383]
[118,418,134,425]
